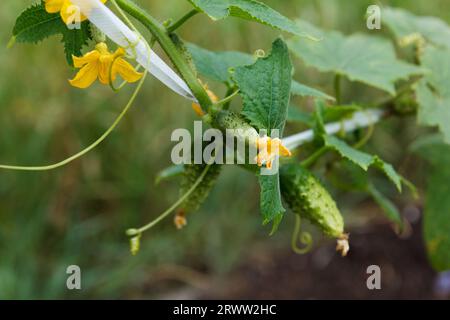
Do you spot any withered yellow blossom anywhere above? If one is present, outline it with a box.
[174,210,187,230]
[255,136,292,169]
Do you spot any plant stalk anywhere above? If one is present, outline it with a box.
[334,73,342,105]
[167,9,199,33]
[115,0,212,112]
[300,146,331,168]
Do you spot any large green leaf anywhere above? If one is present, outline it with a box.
[329,160,403,228]
[412,135,450,271]
[323,135,402,191]
[232,38,292,228]
[288,104,360,125]
[291,80,335,101]
[416,46,450,144]
[287,107,312,125]
[187,43,254,84]
[367,184,403,228]
[12,1,61,43]
[287,20,423,95]
[187,0,311,37]
[12,1,92,66]
[233,38,293,133]
[383,7,450,50]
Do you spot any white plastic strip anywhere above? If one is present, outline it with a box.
[282,109,385,150]
[71,0,197,101]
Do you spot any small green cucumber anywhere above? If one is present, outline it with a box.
[280,163,345,239]
[180,163,222,213]
[212,110,259,146]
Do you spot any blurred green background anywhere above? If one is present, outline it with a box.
[0,0,449,299]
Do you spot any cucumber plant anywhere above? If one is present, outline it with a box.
[5,0,450,272]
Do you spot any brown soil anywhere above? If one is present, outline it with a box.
[202,221,443,300]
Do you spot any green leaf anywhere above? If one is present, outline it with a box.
[416,46,450,144]
[187,0,312,37]
[412,135,450,271]
[313,100,326,138]
[61,22,92,66]
[321,105,361,123]
[232,38,292,228]
[424,170,450,271]
[323,135,402,191]
[287,107,312,125]
[328,159,369,191]
[411,134,450,166]
[383,7,450,50]
[155,164,185,185]
[12,1,62,44]
[287,20,423,95]
[12,1,91,66]
[291,81,335,116]
[330,160,406,228]
[367,184,403,228]
[234,38,293,134]
[259,174,285,228]
[187,43,254,84]
[287,105,360,125]
[291,80,335,101]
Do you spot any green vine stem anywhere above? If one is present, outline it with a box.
[352,110,375,149]
[0,67,148,171]
[115,0,212,112]
[213,89,240,109]
[223,86,237,110]
[0,0,154,172]
[334,73,342,105]
[167,9,199,33]
[300,146,331,168]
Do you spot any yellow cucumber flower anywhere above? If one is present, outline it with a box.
[45,0,107,24]
[69,42,143,89]
[255,136,292,169]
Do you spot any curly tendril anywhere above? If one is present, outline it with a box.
[126,164,212,255]
[291,214,313,255]
[0,70,147,171]
[126,164,212,237]
[0,0,151,172]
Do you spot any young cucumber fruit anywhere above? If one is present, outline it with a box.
[280,163,345,240]
[211,110,259,146]
[180,163,222,214]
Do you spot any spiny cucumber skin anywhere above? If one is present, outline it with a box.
[280,164,344,238]
[212,111,259,145]
[180,163,221,213]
